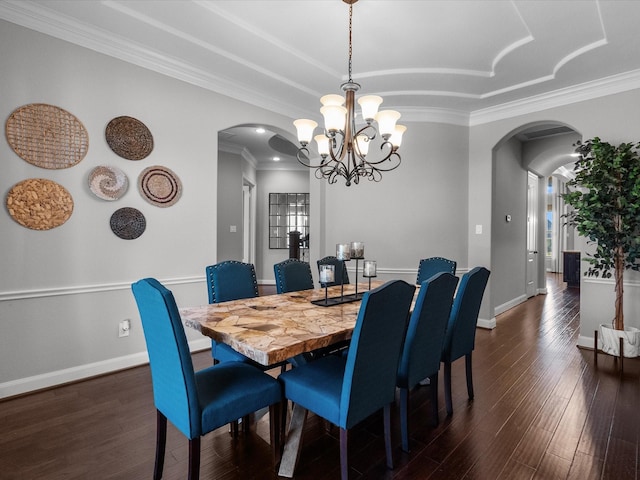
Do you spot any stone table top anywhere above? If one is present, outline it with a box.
[180,282,380,366]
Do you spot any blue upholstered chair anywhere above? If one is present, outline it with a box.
[441,266,490,416]
[274,258,314,294]
[131,278,283,480]
[396,272,458,452]
[416,257,457,284]
[278,280,416,479]
[205,261,259,365]
[317,255,350,287]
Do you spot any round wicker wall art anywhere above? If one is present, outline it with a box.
[88,165,129,201]
[110,207,146,239]
[5,103,89,169]
[138,165,182,207]
[105,116,153,160]
[6,178,74,230]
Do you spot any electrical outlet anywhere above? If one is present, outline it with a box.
[118,319,130,338]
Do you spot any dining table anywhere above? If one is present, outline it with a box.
[180,281,382,477]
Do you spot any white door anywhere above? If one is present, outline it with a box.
[526,172,538,298]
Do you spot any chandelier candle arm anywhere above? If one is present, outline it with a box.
[293,0,405,186]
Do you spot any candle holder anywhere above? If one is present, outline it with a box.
[311,246,362,307]
[350,242,364,298]
[318,264,335,305]
[363,260,377,291]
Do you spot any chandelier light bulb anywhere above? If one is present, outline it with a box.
[315,134,330,157]
[320,105,347,133]
[357,95,383,123]
[320,94,345,107]
[376,110,401,139]
[355,134,370,156]
[389,124,407,149]
[293,119,318,145]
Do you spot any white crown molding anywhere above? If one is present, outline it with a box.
[2,1,639,129]
[0,0,312,120]
[400,107,471,126]
[470,69,640,126]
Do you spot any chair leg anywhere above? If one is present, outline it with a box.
[465,353,474,400]
[154,410,167,480]
[399,387,410,453]
[383,403,394,469]
[269,403,281,465]
[242,415,251,433]
[430,372,439,426]
[340,428,349,480]
[230,419,239,437]
[280,400,288,444]
[188,437,201,480]
[444,361,453,416]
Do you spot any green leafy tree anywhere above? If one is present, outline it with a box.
[562,137,640,330]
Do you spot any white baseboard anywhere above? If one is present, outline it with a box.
[494,294,528,316]
[577,334,596,350]
[477,317,497,329]
[0,338,211,400]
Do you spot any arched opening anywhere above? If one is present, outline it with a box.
[491,122,581,315]
[217,123,309,280]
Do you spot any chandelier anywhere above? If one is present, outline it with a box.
[293,0,405,186]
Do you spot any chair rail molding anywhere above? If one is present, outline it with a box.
[0,276,205,302]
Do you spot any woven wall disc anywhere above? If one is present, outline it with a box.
[138,165,182,207]
[5,103,89,169]
[88,165,129,201]
[105,116,153,160]
[6,178,74,230]
[110,207,146,239]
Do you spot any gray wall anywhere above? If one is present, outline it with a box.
[320,121,470,286]
[0,20,295,397]
[217,150,244,262]
[491,136,527,312]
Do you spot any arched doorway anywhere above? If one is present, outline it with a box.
[217,124,308,280]
[491,122,581,315]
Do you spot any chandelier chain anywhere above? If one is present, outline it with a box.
[348,3,353,83]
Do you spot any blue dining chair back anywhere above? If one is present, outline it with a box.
[206,260,259,304]
[416,256,457,284]
[441,266,490,416]
[279,280,416,479]
[205,261,261,365]
[317,255,350,287]
[274,258,314,293]
[131,278,282,480]
[396,272,458,452]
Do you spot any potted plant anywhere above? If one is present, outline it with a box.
[562,137,640,357]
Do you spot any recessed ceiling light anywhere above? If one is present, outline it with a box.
[255,127,266,134]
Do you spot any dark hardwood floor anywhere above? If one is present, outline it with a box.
[1,274,638,479]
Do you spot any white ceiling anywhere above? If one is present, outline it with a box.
[2,0,640,169]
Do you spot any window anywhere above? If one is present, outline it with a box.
[269,193,309,249]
